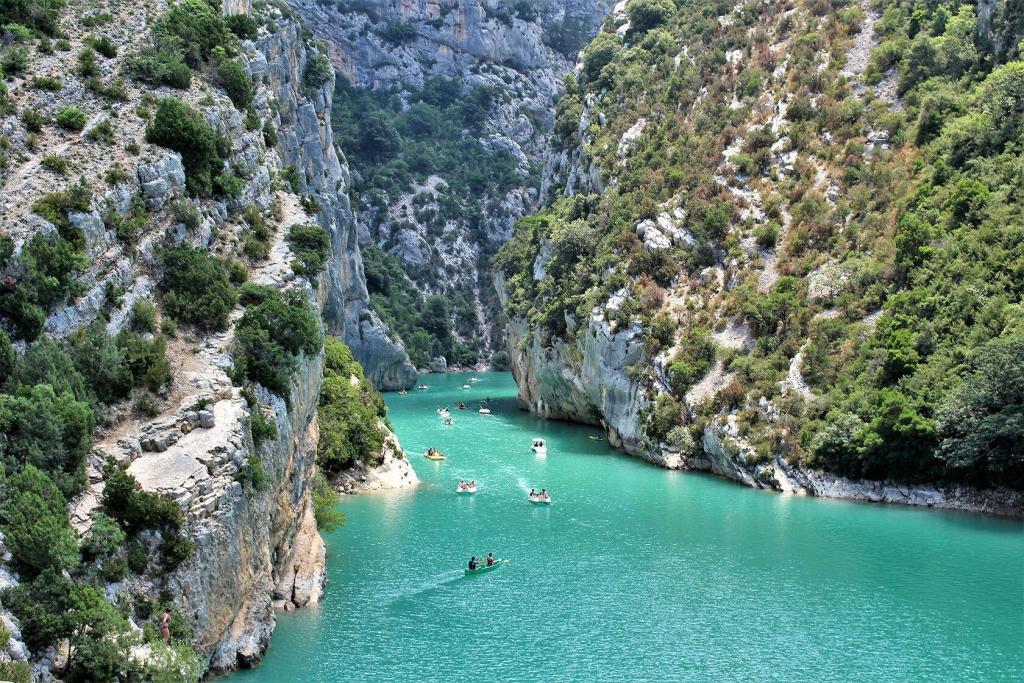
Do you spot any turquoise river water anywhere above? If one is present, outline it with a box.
[235,371,1024,681]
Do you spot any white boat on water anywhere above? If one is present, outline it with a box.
[462,384,471,389]
[456,482,477,494]
[443,417,454,426]
[531,438,547,457]
[478,407,491,414]
[528,493,552,504]
[437,407,450,416]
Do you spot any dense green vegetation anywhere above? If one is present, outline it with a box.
[232,284,323,400]
[0,328,193,678]
[128,0,244,90]
[317,337,388,474]
[497,0,1023,488]
[146,97,233,197]
[158,244,238,331]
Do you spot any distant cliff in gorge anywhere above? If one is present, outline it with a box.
[287,0,614,373]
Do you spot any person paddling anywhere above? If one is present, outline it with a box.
[486,553,496,566]
[468,556,478,570]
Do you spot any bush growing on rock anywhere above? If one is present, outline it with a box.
[55,105,86,131]
[158,244,237,331]
[217,58,253,109]
[102,466,183,536]
[286,224,330,279]
[145,97,230,197]
[303,52,332,90]
[232,287,322,399]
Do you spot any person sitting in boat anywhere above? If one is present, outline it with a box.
[460,480,467,488]
[468,556,477,570]
[540,489,549,500]
[486,553,496,566]
[529,488,537,497]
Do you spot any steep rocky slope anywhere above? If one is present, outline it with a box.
[496,0,1023,515]
[0,0,415,678]
[289,0,613,369]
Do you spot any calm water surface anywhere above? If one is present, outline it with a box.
[235,372,1024,681]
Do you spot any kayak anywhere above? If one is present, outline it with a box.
[465,561,503,575]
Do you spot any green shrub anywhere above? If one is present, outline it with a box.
[303,52,332,89]
[32,75,61,90]
[0,0,64,34]
[41,154,68,174]
[232,288,322,398]
[249,408,277,447]
[626,0,676,34]
[102,467,183,535]
[146,97,230,197]
[286,224,330,278]
[0,329,13,386]
[1,45,28,74]
[158,244,237,331]
[66,323,133,403]
[55,106,86,131]
[133,391,160,417]
[86,118,113,143]
[76,47,98,77]
[130,300,157,332]
[158,534,194,572]
[20,108,44,132]
[312,471,345,531]
[105,166,130,185]
[217,58,253,109]
[317,338,387,472]
[86,34,117,58]
[237,455,268,492]
[0,465,78,577]
[0,385,93,496]
[263,120,279,147]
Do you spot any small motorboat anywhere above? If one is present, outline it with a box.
[443,417,454,426]
[462,384,471,389]
[531,438,547,457]
[478,407,491,414]
[437,407,450,417]
[424,449,446,461]
[465,559,506,576]
[456,402,467,410]
[468,377,479,382]
[397,389,408,395]
[418,384,429,390]
[528,493,552,505]
[456,482,477,494]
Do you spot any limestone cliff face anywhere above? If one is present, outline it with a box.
[256,24,417,390]
[288,0,613,362]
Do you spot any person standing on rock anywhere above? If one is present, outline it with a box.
[160,611,171,643]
